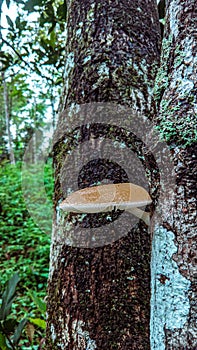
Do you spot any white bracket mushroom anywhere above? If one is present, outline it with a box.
[59,183,152,226]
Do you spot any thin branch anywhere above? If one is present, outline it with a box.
[1,37,54,83]
[2,37,31,69]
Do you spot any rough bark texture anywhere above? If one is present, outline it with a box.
[61,0,160,113]
[46,1,161,349]
[151,0,197,349]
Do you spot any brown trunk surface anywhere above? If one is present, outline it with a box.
[46,1,161,349]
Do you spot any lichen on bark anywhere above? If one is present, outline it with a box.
[154,0,197,146]
[152,0,197,348]
[46,1,161,349]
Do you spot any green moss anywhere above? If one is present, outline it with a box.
[154,35,197,147]
[155,99,197,146]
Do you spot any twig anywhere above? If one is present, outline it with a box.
[1,37,54,83]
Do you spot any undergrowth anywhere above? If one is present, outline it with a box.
[0,160,53,349]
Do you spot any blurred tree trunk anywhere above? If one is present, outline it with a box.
[151,0,197,349]
[1,72,15,164]
[46,1,161,349]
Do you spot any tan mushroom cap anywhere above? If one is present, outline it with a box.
[59,183,152,225]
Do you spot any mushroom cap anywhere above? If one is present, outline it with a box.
[59,183,151,214]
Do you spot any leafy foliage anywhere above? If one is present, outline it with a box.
[0,273,27,349]
[1,0,66,78]
[0,162,52,288]
[0,273,20,320]
[0,72,48,162]
[0,273,47,349]
[0,162,53,350]
[0,0,64,348]
[0,0,56,326]
[0,0,65,163]
[0,161,52,348]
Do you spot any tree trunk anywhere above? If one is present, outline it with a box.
[151,0,197,349]
[2,72,15,164]
[46,1,161,349]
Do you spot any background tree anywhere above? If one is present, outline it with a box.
[0,70,48,162]
[1,71,15,163]
[0,0,66,161]
[0,1,65,347]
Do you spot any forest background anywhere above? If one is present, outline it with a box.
[1,0,194,349]
[0,0,66,348]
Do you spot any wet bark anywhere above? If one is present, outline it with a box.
[46,1,161,349]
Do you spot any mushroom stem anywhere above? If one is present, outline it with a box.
[126,207,150,226]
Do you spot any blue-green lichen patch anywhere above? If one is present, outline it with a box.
[150,226,191,350]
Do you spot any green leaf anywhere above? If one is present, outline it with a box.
[0,333,12,350]
[0,333,7,350]
[29,318,46,330]
[15,16,21,30]
[0,273,20,320]
[24,0,43,12]
[45,2,54,18]
[6,15,14,29]
[27,290,46,315]
[57,1,67,21]
[12,318,27,345]
[6,0,10,8]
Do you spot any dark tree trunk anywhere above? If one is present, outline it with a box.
[46,1,161,349]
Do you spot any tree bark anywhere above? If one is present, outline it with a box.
[46,1,161,349]
[151,0,197,349]
[1,72,15,164]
